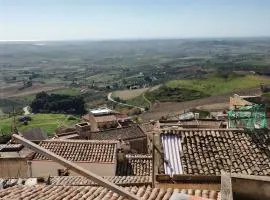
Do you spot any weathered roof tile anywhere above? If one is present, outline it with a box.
[0,185,220,200]
[91,125,146,141]
[116,154,152,176]
[161,129,270,176]
[50,176,152,186]
[33,140,117,163]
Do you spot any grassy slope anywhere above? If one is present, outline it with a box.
[145,75,270,103]
[125,95,151,108]
[0,113,80,136]
[166,75,270,95]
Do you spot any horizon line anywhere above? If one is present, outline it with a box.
[1,36,270,43]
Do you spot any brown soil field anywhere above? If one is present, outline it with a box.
[112,88,149,100]
[141,87,261,121]
[0,83,63,99]
[112,85,161,100]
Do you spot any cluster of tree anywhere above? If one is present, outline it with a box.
[30,92,86,115]
[19,80,32,90]
[145,86,209,102]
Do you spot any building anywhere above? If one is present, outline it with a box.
[49,175,152,186]
[21,128,48,142]
[230,94,256,109]
[54,123,148,154]
[159,119,225,129]
[0,144,31,178]
[82,107,120,131]
[30,139,118,177]
[2,173,270,200]
[91,125,148,154]
[0,182,219,200]
[116,154,152,176]
[159,128,270,176]
[2,133,270,199]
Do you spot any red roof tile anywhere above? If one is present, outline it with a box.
[116,154,152,176]
[161,129,270,176]
[0,185,220,200]
[50,176,152,186]
[33,140,117,163]
[91,125,146,141]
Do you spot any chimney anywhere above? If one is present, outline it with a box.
[75,122,91,139]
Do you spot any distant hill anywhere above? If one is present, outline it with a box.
[145,74,270,102]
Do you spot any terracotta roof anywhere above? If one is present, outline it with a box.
[116,154,152,176]
[83,114,117,123]
[0,144,23,152]
[161,129,270,176]
[91,125,146,141]
[160,120,223,129]
[56,133,80,140]
[50,176,151,186]
[0,185,220,200]
[94,115,117,123]
[140,123,155,133]
[33,140,117,163]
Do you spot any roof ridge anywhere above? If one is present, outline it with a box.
[161,128,244,131]
[41,139,119,144]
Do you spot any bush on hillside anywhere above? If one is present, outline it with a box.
[30,92,86,115]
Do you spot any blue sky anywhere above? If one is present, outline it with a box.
[1,0,270,41]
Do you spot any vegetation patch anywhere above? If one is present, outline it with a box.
[0,113,80,135]
[31,92,86,115]
[145,85,209,102]
[126,95,151,109]
[166,75,270,96]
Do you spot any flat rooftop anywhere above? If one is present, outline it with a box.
[89,107,113,115]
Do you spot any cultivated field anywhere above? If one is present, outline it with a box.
[0,113,80,135]
[112,88,149,100]
[112,84,161,101]
[0,83,63,99]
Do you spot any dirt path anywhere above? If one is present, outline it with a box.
[142,93,152,108]
[141,87,261,121]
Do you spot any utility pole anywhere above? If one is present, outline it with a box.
[151,133,155,187]
[12,104,18,134]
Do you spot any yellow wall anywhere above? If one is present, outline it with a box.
[30,161,116,177]
[0,158,28,178]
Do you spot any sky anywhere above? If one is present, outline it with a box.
[1,0,270,41]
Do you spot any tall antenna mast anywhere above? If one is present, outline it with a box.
[12,104,18,134]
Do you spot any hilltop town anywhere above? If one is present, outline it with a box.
[1,37,270,200]
[1,79,270,200]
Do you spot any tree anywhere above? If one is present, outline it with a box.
[30,92,86,115]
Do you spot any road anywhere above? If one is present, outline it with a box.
[107,92,145,111]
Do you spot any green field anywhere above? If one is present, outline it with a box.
[0,113,80,136]
[166,75,270,95]
[144,75,270,103]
